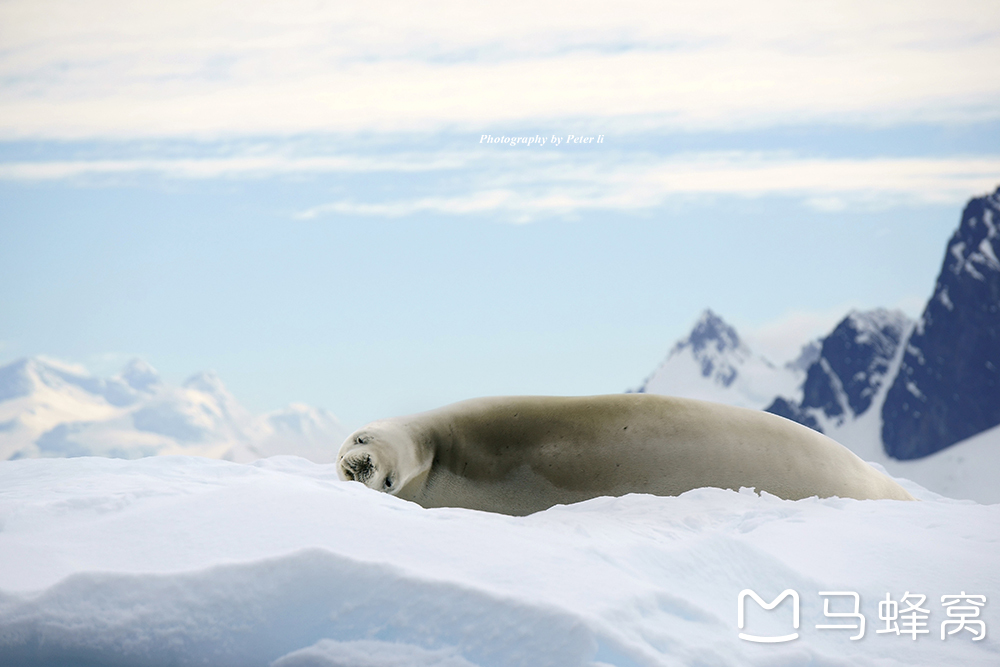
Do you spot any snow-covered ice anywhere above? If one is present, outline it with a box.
[0,456,996,666]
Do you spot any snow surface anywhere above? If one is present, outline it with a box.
[0,455,996,667]
[827,409,1000,505]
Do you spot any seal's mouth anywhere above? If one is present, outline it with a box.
[341,452,376,484]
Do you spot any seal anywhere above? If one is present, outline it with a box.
[337,394,914,515]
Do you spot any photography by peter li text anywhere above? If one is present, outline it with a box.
[479,134,604,146]
[737,589,986,643]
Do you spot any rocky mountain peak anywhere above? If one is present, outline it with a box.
[678,309,743,357]
[882,187,1000,459]
[765,308,911,431]
[636,310,799,410]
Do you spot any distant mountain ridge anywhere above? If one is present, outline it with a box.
[634,310,804,410]
[766,309,912,433]
[637,186,1000,471]
[0,357,347,462]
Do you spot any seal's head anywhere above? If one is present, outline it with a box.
[337,421,429,496]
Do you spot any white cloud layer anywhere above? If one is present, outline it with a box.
[3,151,997,220]
[1,0,998,138]
[0,154,467,180]
[294,153,1000,220]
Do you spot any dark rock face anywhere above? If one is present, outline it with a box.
[797,358,845,422]
[765,309,910,431]
[675,309,743,386]
[806,311,910,418]
[882,187,1000,459]
[685,310,742,357]
[766,396,822,431]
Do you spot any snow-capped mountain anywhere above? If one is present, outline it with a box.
[766,309,912,433]
[0,357,348,462]
[882,186,1000,459]
[637,307,910,434]
[634,309,804,409]
[635,188,1000,501]
[228,403,353,463]
[634,307,997,502]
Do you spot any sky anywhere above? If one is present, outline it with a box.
[1,0,999,430]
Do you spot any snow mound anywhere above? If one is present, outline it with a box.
[0,456,997,666]
[272,639,479,667]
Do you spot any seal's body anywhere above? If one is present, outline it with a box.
[338,394,914,515]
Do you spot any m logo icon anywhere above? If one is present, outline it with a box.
[738,589,800,642]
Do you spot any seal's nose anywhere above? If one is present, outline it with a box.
[342,453,376,484]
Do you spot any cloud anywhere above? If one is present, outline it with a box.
[1,0,998,138]
[4,150,997,220]
[0,154,468,180]
[804,197,849,212]
[295,152,1000,221]
[296,191,523,220]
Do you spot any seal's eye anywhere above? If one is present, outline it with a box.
[383,475,394,490]
[356,435,370,445]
